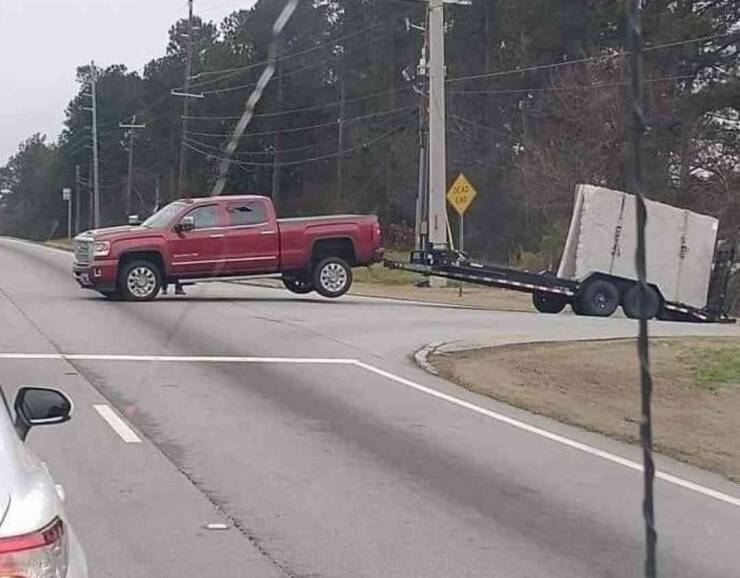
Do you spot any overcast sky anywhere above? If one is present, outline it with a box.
[0,0,256,164]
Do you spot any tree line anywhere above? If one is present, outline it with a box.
[1,0,737,263]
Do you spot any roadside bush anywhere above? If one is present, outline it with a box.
[509,220,568,272]
[385,222,415,251]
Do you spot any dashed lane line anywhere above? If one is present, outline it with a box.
[93,404,142,443]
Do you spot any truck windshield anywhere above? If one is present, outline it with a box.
[141,202,186,229]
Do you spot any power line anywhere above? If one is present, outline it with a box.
[184,120,408,167]
[186,108,414,157]
[186,119,342,138]
[448,74,697,95]
[210,0,302,195]
[187,10,406,89]
[185,105,418,138]
[197,26,397,97]
[185,86,411,121]
[447,31,738,84]
[185,137,335,158]
[116,6,412,131]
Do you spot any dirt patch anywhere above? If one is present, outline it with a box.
[349,253,533,311]
[349,282,532,312]
[430,337,740,481]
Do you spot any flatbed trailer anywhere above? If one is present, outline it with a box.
[385,249,736,324]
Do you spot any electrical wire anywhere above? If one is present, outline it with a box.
[448,74,696,95]
[185,108,415,157]
[185,105,418,138]
[184,119,409,167]
[186,9,406,89]
[197,26,400,97]
[185,86,411,121]
[447,31,738,84]
[186,119,341,139]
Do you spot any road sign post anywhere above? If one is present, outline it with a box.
[62,187,72,239]
[447,173,478,296]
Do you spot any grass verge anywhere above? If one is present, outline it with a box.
[430,336,740,481]
[44,239,74,251]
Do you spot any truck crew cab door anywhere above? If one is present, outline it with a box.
[224,200,279,274]
[168,203,227,277]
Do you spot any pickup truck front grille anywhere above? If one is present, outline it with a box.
[74,239,92,265]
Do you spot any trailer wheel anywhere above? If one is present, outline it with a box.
[571,298,585,315]
[622,284,661,320]
[532,291,567,314]
[282,275,314,295]
[576,278,620,317]
[313,257,353,298]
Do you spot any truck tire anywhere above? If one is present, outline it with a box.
[313,257,353,298]
[532,291,567,314]
[575,278,620,317]
[282,275,314,295]
[119,259,162,302]
[622,284,661,320]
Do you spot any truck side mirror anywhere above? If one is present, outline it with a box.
[176,216,195,233]
[128,214,141,225]
[14,387,72,441]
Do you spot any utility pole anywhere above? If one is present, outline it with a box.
[120,116,147,216]
[177,0,195,197]
[87,161,94,229]
[271,45,284,210]
[424,0,470,250]
[154,175,161,213]
[427,0,447,249]
[85,62,102,228]
[336,76,346,210]
[74,164,81,234]
[413,19,429,251]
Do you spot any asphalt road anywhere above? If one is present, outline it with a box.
[1,237,739,578]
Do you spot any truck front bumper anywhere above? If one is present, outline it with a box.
[73,260,118,291]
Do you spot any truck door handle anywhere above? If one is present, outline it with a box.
[260,230,276,235]
[209,234,226,238]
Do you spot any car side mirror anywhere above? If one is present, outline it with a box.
[128,214,141,225]
[13,387,72,441]
[176,215,195,233]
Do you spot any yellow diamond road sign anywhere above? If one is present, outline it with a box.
[447,173,478,215]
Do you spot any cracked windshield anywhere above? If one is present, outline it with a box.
[1,1,739,577]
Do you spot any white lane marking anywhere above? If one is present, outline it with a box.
[354,360,740,508]
[2,351,738,507]
[0,353,354,364]
[93,404,142,443]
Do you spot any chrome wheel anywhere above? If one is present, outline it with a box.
[319,262,348,293]
[126,266,157,299]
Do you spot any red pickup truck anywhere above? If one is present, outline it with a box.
[73,195,384,301]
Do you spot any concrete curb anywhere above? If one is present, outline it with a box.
[413,339,495,375]
[413,342,444,376]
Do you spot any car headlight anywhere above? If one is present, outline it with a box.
[93,241,110,257]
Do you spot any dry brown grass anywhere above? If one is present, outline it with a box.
[431,337,740,481]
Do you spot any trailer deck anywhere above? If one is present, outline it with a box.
[384,249,735,324]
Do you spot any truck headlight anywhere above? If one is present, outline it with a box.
[93,241,110,257]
